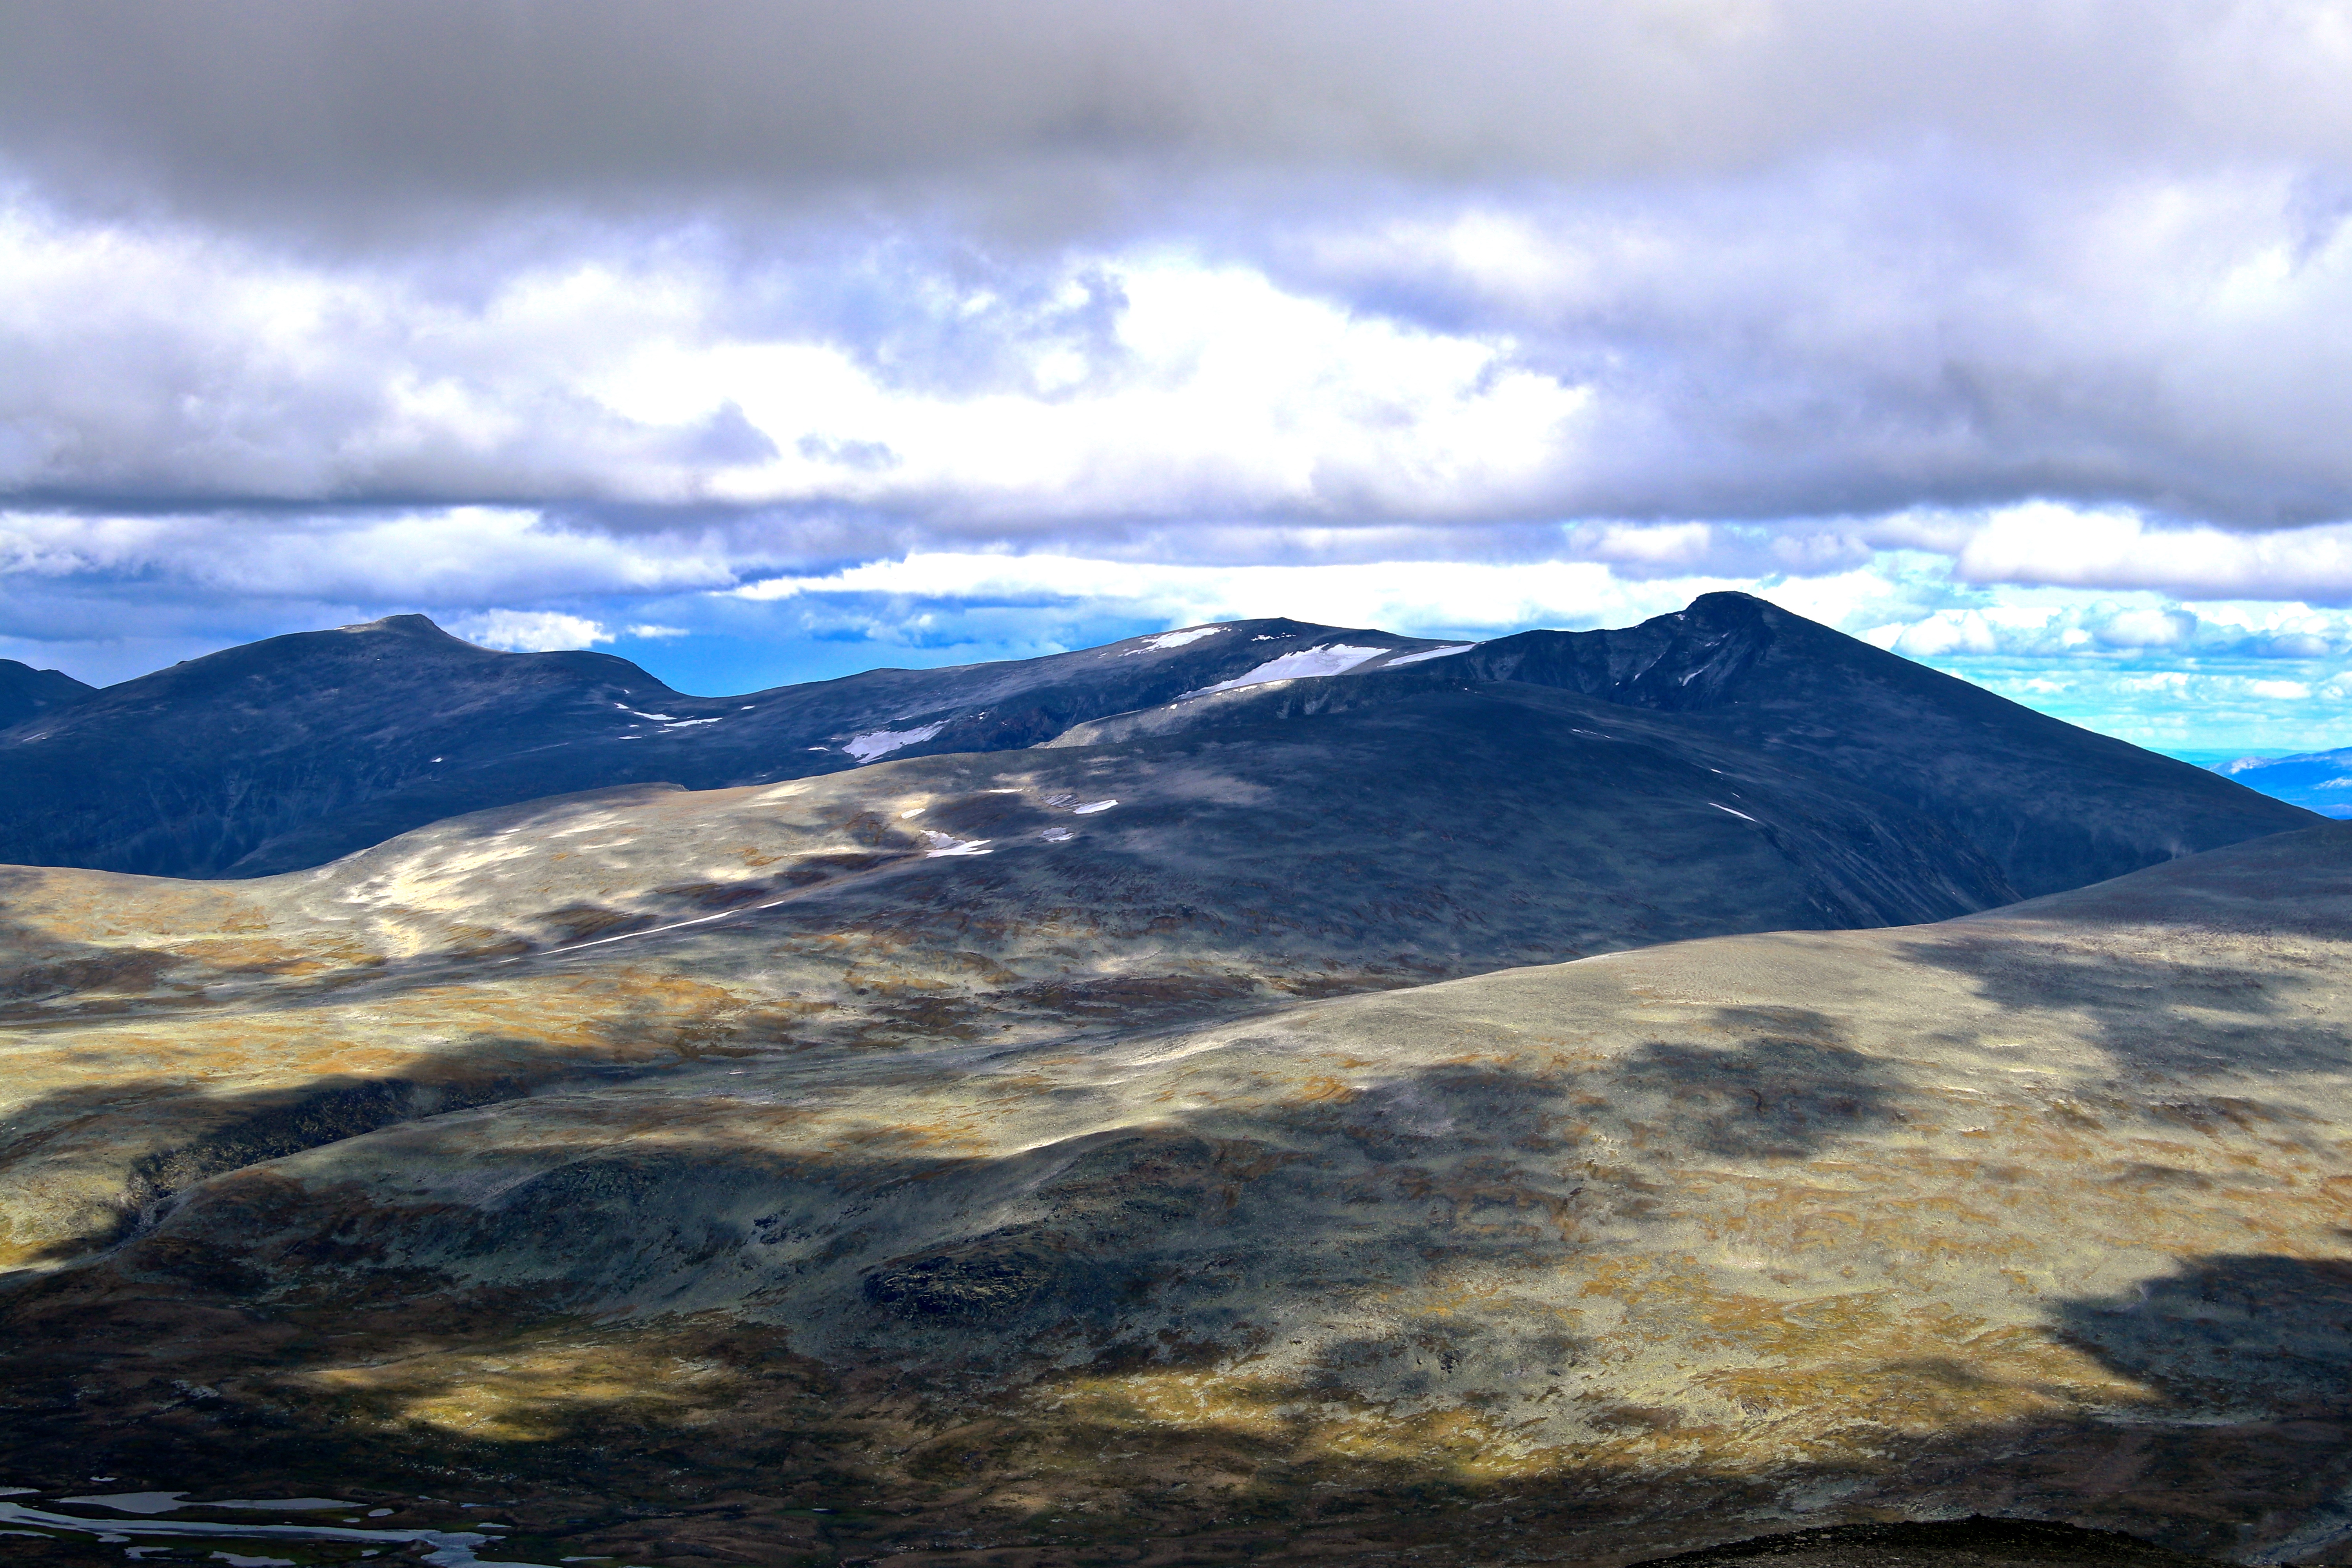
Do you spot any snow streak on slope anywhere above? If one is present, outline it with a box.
[842,722,947,761]
[1124,627,1227,653]
[1383,644,1474,666]
[1181,645,1387,698]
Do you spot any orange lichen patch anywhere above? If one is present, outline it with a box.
[155,935,343,972]
[299,1335,750,1442]
[822,1118,999,1158]
[1391,1162,1582,1239]
[0,873,270,940]
[0,1216,89,1269]
[1691,1324,2152,1441]
[1040,1368,1568,1484]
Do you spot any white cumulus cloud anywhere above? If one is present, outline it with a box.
[1951,506,2352,600]
[451,610,613,652]
[732,551,1749,634]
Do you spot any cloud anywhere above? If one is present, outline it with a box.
[1876,589,2352,662]
[8,170,2352,534]
[0,507,733,603]
[730,550,1759,634]
[0,6,2349,535]
[0,205,1590,521]
[450,610,613,652]
[1947,506,2352,599]
[4,1,2349,219]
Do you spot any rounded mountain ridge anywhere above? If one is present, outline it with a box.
[0,595,2310,887]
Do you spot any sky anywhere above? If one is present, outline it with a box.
[4,1,2352,757]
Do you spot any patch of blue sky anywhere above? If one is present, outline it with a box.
[1916,654,2352,755]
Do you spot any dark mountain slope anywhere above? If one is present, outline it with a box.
[0,617,693,878]
[1466,592,2316,898]
[1042,663,2019,934]
[0,596,2310,892]
[0,613,1441,878]
[0,659,93,729]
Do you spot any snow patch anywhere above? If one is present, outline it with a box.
[1180,645,1388,698]
[842,722,946,761]
[1123,626,1225,653]
[58,1494,203,1515]
[1383,644,1474,667]
[1039,827,1074,843]
[921,831,993,857]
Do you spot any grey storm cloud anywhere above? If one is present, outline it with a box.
[3,0,2348,215]
[2,0,2352,551]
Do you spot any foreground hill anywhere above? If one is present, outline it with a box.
[0,740,2346,1563]
[0,595,2311,891]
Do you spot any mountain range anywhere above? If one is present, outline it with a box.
[0,593,2312,898]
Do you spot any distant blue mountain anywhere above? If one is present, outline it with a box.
[2209,750,2352,819]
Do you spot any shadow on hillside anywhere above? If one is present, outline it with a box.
[0,868,325,1018]
[1891,926,2352,1078]
[0,1029,693,1271]
[6,1004,2352,1564]
[2054,1252,2352,1414]
[0,689,2065,1036]
[1613,1009,1902,1160]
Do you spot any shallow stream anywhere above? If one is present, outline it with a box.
[0,1487,580,1566]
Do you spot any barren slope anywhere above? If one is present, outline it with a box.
[0,773,2346,1564]
[0,675,2016,1272]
